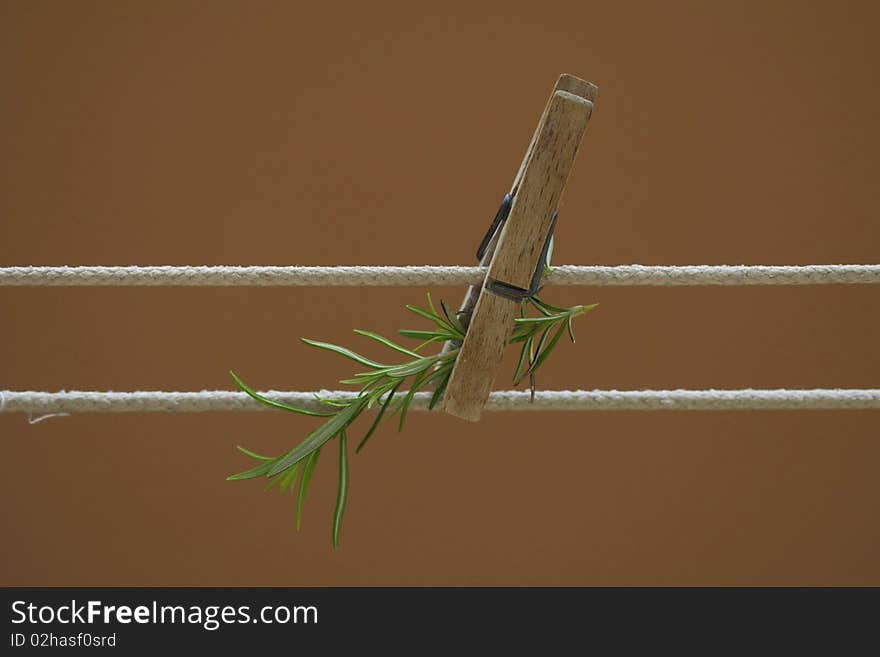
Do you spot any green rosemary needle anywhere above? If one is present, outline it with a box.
[228,292,595,548]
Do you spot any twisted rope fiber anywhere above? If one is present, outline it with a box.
[1,264,879,287]
[2,389,879,414]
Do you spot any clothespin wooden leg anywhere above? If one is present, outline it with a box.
[442,75,596,421]
[449,75,598,325]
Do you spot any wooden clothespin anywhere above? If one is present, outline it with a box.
[442,74,597,421]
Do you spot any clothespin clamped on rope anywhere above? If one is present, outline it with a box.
[442,74,597,421]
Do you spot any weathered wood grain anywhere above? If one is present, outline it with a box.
[443,82,595,421]
[444,75,598,343]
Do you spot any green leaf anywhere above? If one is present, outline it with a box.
[268,398,366,476]
[509,325,533,343]
[405,304,458,335]
[429,364,452,410]
[397,366,432,431]
[440,300,466,336]
[425,292,438,317]
[301,338,385,369]
[413,336,447,352]
[398,329,450,340]
[230,371,335,417]
[513,315,565,326]
[227,457,279,481]
[312,394,352,408]
[264,473,283,492]
[365,383,392,409]
[296,448,321,530]
[339,375,379,386]
[332,431,350,549]
[529,296,571,314]
[529,297,553,317]
[402,363,453,425]
[528,320,568,374]
[353,329,422,359]
[532,324,554,366]
[383,353,447,379]
[513,336,533,385]
[356,382,401,453]
[278,463,300,493]
[235,445,273,461]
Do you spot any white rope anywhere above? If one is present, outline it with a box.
[26,411,70,424]
[1,389,878,414]
[1,264,879,287]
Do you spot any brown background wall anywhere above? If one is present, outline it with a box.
[1,0,878,585]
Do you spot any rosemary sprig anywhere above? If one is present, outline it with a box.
[228,292,595,548]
